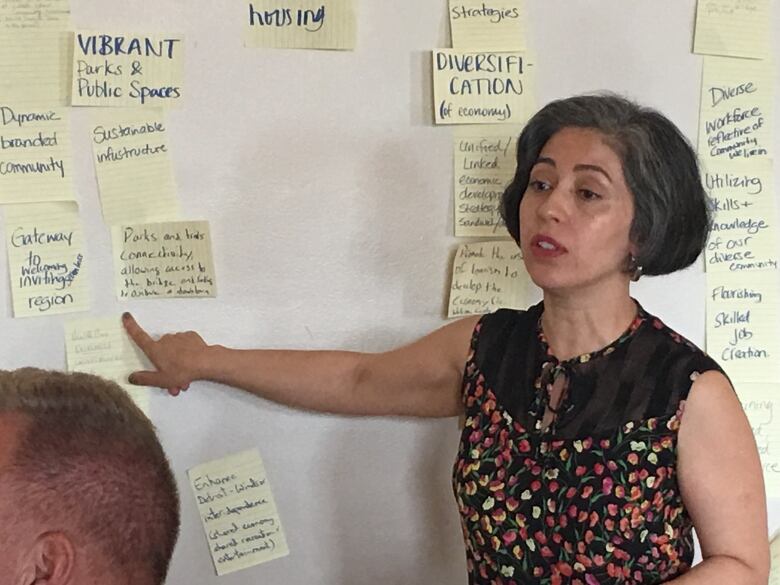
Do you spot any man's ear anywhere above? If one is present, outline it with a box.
[17,532,75,585]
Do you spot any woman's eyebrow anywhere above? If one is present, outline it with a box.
[574,164,612,182]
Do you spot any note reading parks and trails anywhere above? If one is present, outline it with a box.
[64,317,152,414]
[693,0,771,60]
[448,241,526,317]
[189,449,289,576]
[243,0,356,50]
[433,49,533,125]
[112,220,217,300]
[449,0,525,50]
[71,31,184,107]
[4,201,88,317]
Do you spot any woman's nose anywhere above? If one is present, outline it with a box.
[536,185,568,222]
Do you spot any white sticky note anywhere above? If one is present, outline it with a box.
[693,0,771,60]
[449,0,525,50]
[189,449,290,576]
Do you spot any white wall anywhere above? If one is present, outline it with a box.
[1,1,778,583]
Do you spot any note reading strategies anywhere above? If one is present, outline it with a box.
[91,108,180,225]
[243,0,356,50]
[0,0,71,29]
[453,125,519,237]
[433,49,533,125]
[71,31,184,107]
[698,56,773,162]
[188,449,289,576]
[64,316,152,414]
[448,241,526,317]
[449,0,526,50]
[0,30,71,106]
[737,384,780,498]
[0,104,74,204]
[4,201,88,317]
[706,270,780,384]
[112,220,216,300]
[703,159,777,272]
[693,0,771,60]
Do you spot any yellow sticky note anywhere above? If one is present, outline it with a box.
[4,201,89,317]
[90,108,179,225]
[706,271,780,385]
[703,159,778,272]
[0,30,71,106]
[698,56,773,161]
[453,125,519,237]
[0,105,74,204]
[770,529,780,583]
[0,0,71,30]
[449,0,525,50]
[64,317,151,415]
[71,31,183,107]
[112,220,217,300]
[433,49,533,125]
[448,241,526,317]
[243,0,356,50]
[188,449,290,576]
[737,385,780,498]
[693,0,770,60]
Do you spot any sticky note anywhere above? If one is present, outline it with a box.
[0,0,70,29]
[770,528,780,583]
[4,201,88,317]
[453,125,519,237]
[189,449,289,576]
[243,0,356,50]
[112,220,217,300]
[693,0,770,60]
[71,31,184,107]
[449,0,525,50]
[706,270,780,385]
[0,105,74,204]
[448,241,526,317]
[0,30,71,106]
[64,317,152,414]
[698,56,773,161]
[703,159,777,272]
[90,108,179,225]
[737,385,780,499]
[433,49,533,125]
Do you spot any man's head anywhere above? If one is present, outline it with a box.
[0,368,180,585]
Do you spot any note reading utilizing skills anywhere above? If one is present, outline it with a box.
[243,0,356,50]
[433,49,533,125]
[4,201,88,317]
[112,220,217,300]
[0,30,71,106]
[189,449,289,576]
[448,241,526,317]
[64,317,151,414]
[71,30,184,107]
[0,0,71,29]
[90,108,180,225]
[449,0,525,50]
[693,0,770,60]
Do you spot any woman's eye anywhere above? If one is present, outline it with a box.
[529,179,550,191]
[580,189,601,200]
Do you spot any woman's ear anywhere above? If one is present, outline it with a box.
[18,532,76,585]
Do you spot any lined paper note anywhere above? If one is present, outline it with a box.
[4,201,88,317]
[112,220,217,300]
[243,0,356,50]
[71,31,184,107]
[433,49,533,125]
[0,30,71,106]
[770,529,780,583]
[90,108,179,225]
[737,384,780,498]
[448,241,525,317]
[449,0,525,50]
[64,317,151,414]
[0,105,74,203]
[698,56,773,161]
[189,449,289,576]
[693,0,770,59]
[703,159,777,272]
[706,271,780,384]
[0,0,70,29]
[453,125,518,237]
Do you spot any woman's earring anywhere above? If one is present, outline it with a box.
[628,254,643,282]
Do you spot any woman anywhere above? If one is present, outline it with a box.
[123,95,769,584]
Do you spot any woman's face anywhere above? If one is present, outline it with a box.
[518,126,635,295]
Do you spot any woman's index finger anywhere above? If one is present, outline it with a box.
[121,312,155,354]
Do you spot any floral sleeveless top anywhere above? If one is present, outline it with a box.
[452,302,725,585]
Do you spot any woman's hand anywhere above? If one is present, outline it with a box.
[122,312,208,396]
